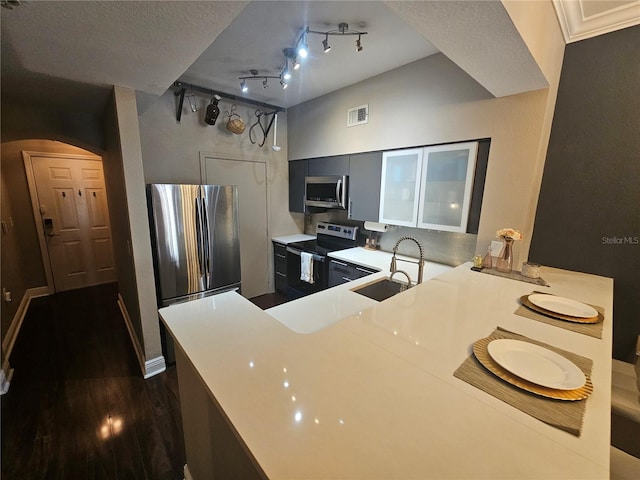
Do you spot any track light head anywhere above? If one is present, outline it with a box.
[240,79,248,93]
[297,31,308,59]
[356,35,363,52]
[282,63,291,81]
[280,79,288,90]
[322,35,331,53]
[263,78,268,88]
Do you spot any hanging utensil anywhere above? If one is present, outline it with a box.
[225,104,245,134]
[272,113,281,152]
[249,109,267,146]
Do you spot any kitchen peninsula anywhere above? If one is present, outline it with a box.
[159,260,613,479]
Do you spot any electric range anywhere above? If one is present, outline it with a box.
[285,222,358,299]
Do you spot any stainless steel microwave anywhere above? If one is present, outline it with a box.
[305,175,348,209]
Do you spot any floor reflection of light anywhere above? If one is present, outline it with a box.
[249,361,254,368]
[98,414,124,440]
[294,411,302,423]
[291,395,296,402]
[338,419,345,425]
[283,381,289,388]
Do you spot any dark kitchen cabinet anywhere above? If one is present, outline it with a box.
[288,159,308,213]
[328,258,378,287]
[273,242,288,293]
[348,151,383,221]
[308,155,350,176]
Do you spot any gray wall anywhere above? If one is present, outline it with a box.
[530,26,640,360]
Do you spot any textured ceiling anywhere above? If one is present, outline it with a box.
[2,1,634,119]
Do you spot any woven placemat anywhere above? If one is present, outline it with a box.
[515,292,604,339]
[477,267,549,286]
[453,327,592,436]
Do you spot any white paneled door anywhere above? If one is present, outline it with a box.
[31,156,117,292]
[202,157,269,299]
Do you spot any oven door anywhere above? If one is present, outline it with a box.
[286,246,327,299]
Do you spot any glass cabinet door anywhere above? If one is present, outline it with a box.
[417,142,478,232]
[379,149,423,227]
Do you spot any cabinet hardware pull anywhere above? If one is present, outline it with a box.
[276,254,286,259]
[78,190,82,196]
[342,276,353,282]
[331,260,348,267]
[356,267,376,273]
[62,192,66,198]
[276,272,286,277]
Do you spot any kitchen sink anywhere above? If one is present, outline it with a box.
[352,278,408,302]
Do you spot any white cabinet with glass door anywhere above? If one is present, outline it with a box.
[417,142,478,232]
[379,142,478,232]
[379,148,423,227]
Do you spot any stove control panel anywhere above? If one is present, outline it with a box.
[316,222,358,241]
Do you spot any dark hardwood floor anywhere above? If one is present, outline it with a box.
[1,283,185,480]
[247,291,289,310]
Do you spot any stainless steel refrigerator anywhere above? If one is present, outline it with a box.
[147,184,241,361]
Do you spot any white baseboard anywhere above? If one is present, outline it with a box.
[2,286,49,360]
[117,294,166,379]
[0,365,14,395]
[183,464,194,480]
[144,355,166,379]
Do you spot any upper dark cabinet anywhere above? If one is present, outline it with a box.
[288,159,308,213]
[307,155,350,176]
[348,151,382,221]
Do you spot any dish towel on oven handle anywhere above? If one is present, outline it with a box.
[300,252,315,284]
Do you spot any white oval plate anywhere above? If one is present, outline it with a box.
[528,294,597,318]
[487,339,586,390]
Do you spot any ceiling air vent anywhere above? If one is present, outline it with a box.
[347,104,368,127]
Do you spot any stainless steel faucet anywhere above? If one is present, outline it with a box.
[390,236,425,284]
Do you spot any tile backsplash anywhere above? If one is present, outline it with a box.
[303,210,477,267]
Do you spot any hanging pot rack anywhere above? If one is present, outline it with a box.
[172,81,284,125]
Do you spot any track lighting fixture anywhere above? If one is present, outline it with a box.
[238,70,282,93]
[235,22,368,94]
[308,23,367,53]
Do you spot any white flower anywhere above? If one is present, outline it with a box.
[496,228,523,241]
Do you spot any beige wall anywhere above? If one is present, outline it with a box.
[288,0,565,267]
[108,86,162,364]
[0,140,99,336]
[138,90,303,291]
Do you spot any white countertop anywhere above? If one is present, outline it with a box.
[272,233,315,244]
[268,248,453,334]
[160,263,613,479]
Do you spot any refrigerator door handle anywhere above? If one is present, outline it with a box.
[195,195,205,277]
[201,196,211,285]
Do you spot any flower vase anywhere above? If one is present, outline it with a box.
[496,238,514,273]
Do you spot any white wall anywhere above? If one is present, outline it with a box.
[288,1,566,267]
